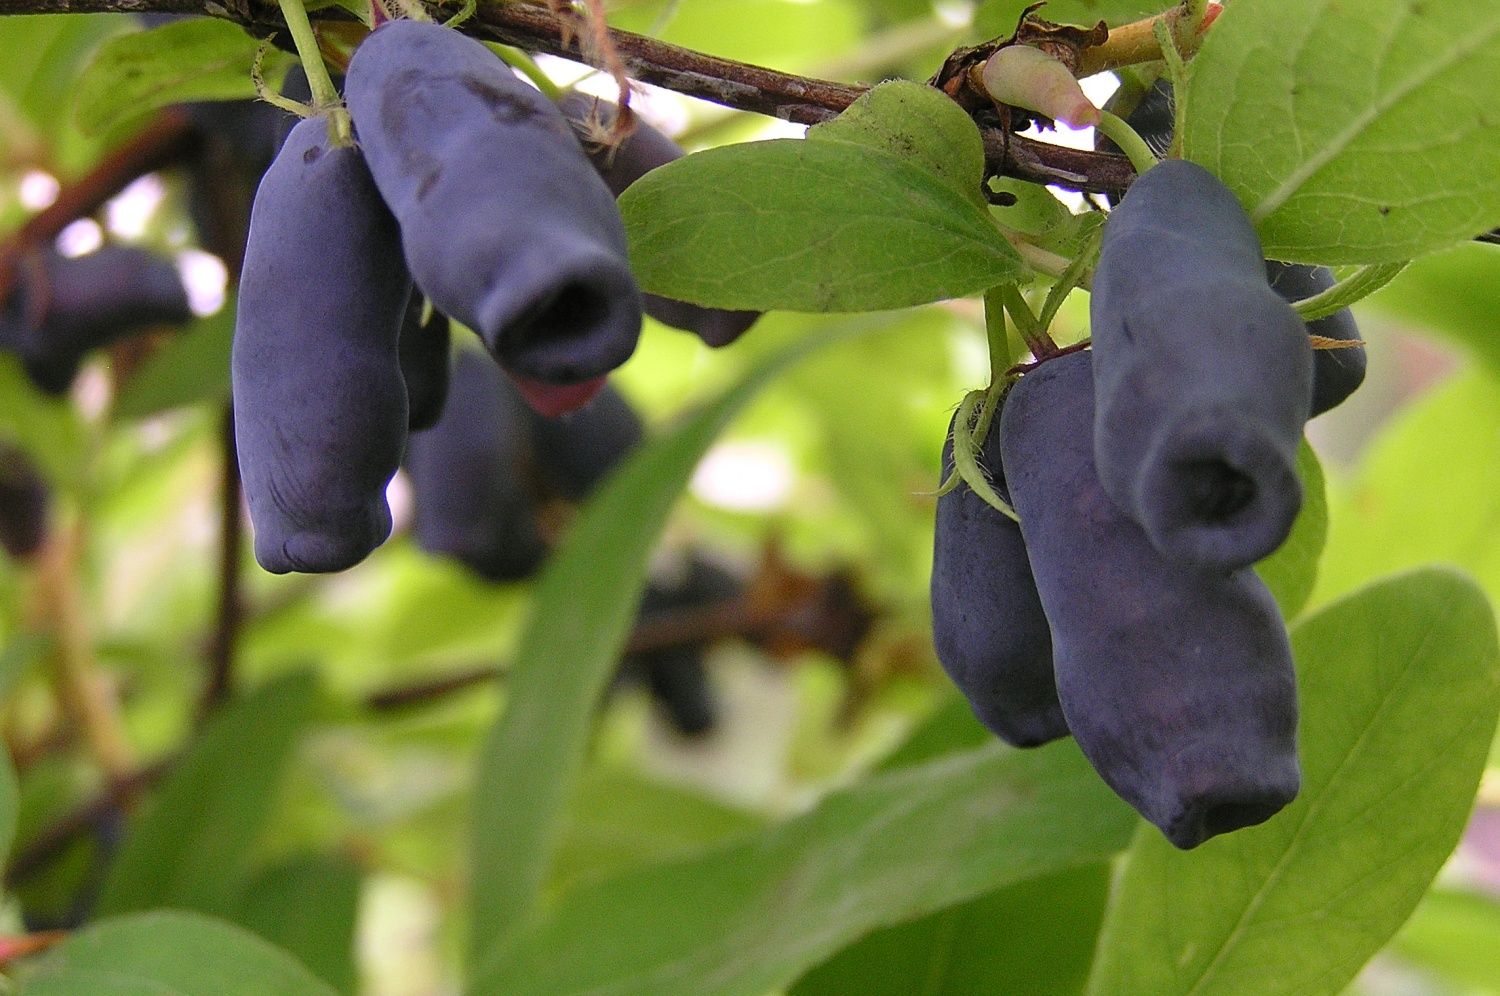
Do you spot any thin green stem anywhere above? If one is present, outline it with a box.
[999,283,1058,358]
[278,0,352,145]
[1154,17,1188,157]
[1095,110,1158,175]
[1035,227,1102,334]
[950,391,1019,522]
[488,42,562,99]
[1292,261,1409,321]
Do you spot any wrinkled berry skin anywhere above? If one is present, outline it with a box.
[624,555,742,736]
[405,349,549,583]
[399,299,451,433]
[929,412,1065,747]
[345,22,642,385]
[525,381,643,503]
[558,92,760,349]
[1000,351,1300,849]
[0,247,191,394]
[233,116,412,574]
[1265,261,1365,417]
[1090,159,1313,571]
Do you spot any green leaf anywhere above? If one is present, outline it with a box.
[1365,243,1500,374]
[1254,439,1326,620]
[620,88,1021,312]
[877,694,992,771]
[467,315,906,964]
[20,910,337,996]
[1183,0,1500,263]
[791,863,1111,996]
[113,306,234,420]
[1387,888,1500,993]
[553,768,764,893]
[230,855,362,995]
[74,18,290,136]
[809,81,987,205]
[97,672,318,917]
[1314,373,1500,610]
[1087,569,1500,996]
[474,743,1135,995]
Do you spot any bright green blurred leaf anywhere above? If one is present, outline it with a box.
[113,305,234,420]
[1314,373,1500,609]
[1387,887,1500,994]
[468,315,906,963]
[791,863,1111,996]
[553,768,764,893]
[1087,569,1500,996]
[1365,243,1500,374]
[1183,0,1500,263]
[20,910,337,996]
[74,18,290,135]
[475,743,1136,995]
[97,671,318,917]
[1255,440,1326,620]
[608,0,862,70]
[231,855,362,995]
[620,84,1021,312]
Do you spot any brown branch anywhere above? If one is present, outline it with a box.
[0,0,1136,194]
[5,758,170,888]
[0,109,198,303]
[199,404,243,721]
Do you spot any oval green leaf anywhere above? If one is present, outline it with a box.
[21,910,336,996]
[74,18,290,136]
[1087,568,1500,995]
[1183,0,1500,263]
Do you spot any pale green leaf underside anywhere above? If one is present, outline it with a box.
[1087,569,1500,996]
[1184,0,1500,263]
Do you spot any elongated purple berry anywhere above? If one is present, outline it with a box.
[1001,351,1299,849]
[558,92,760,348]
[405,349,548,583]
[344,22,642,389]
[929,412,1064,747]
[1090,160,1313,571]
[0,247,190,394]
[232,115,412,574]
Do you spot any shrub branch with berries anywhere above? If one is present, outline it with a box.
[0,0,1499,992]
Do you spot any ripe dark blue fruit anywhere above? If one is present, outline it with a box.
[558,92,760,349]
[525,381,643,503]
[405,349,549,583]
[233,115,412,574]
[625,554,743,736]
[929,412,1064,747]
[1265,261,1365,417]
[0,247,191,394]
[399,299,451,432]
[1090,159,1313,571]
[344,22,642,388]
[1000,351,1299,849]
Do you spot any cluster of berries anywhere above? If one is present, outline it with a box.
[932,153,1364,849]
[233,20,756,575]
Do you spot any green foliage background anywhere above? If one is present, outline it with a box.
[1,1,1499,993]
